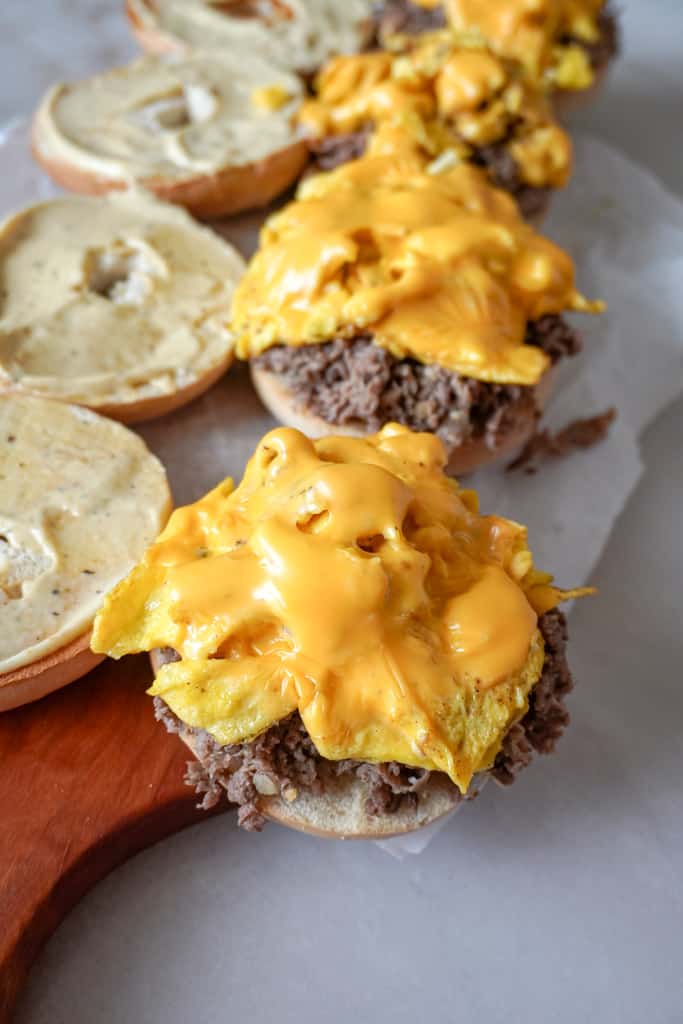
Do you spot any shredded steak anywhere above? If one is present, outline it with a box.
[254,316,580,454]
[154,609,574,831]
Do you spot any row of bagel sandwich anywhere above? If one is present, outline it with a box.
[1,0,617,836]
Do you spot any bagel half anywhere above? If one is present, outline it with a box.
[150,649,462,839]
[125,0,375,75]
[0,191,245,422]
[0,395,171,711]
[250,360,557,476]
[31,51,307,219]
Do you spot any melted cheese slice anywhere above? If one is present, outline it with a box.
[36,52,303,182]
[93,424,586,791]
[300,36,572,189]
[445,0,606,87]
[232,157,601,385]
[0,191,244,408]
[128,0,375,74]
[0,395,170,674]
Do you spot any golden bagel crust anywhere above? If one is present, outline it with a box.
[31,122,308,221]
[0,632,104,713]
[249,362,557,476]
[150,648,461,838]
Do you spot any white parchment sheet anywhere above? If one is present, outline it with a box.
[2,123,682,856]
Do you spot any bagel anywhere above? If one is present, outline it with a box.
[443,0,618,113]
[31,51,307,219]
[92,425,588,840]
[299,38,573,225]
[0,395,171,711]
[0,191,245,422]
[233,157,602,474]
[125,0,375,74]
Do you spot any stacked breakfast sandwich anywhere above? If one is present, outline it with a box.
[0,0,618,838]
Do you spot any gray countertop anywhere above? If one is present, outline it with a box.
[6,3,683,1022]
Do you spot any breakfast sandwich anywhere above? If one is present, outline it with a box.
[125,0,376,76]
[92,424,590,837]
[233,154,603,475]
[0,191,244,422]
[300,31,572,223]
[32,52,306,218]
[443,0,619,112]
[0,394,171,711]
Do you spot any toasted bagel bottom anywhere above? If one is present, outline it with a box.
[250,361,557,477]
[0,631,103,712]
[149,649,462,839]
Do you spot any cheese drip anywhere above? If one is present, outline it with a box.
[232,157,601,385]
[444,0,607,89]
[93,424,588,791]
[299,34,572,190]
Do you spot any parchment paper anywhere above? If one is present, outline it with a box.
[2,122,682,857]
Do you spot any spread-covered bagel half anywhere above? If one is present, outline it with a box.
[125,0,375,75]
[443,0,619,111]
[0,191,245,422]
[31,52,307,218]
[0,394,171,711]
[233,155,603,474]
[92,424,590,837]
[300,31,573,223]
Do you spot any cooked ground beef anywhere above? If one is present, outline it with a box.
[507,406,616,474]
[307,127,550,220]
[254,317,580,454]
[154,609,574,831]
[492,609,573,783]
[469,142,553,221]
[562,8,620,74]
[370,0,447,41]
[307,128,372,172]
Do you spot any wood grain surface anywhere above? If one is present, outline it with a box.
[0,656,229,1022]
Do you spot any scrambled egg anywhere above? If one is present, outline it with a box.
[299,33,572,189]
[444,0,608,90]
[231,156,602,386]
[93,425,587,792]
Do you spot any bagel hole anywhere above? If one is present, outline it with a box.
[140,84,218,133]
[86,250,144,302]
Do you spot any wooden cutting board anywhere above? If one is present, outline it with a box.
[0,657,229,1022]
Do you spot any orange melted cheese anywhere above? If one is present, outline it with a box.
[299,35,572,189]
[232,157,601,385]
[92,425,589,791]
[445,0,607,88]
